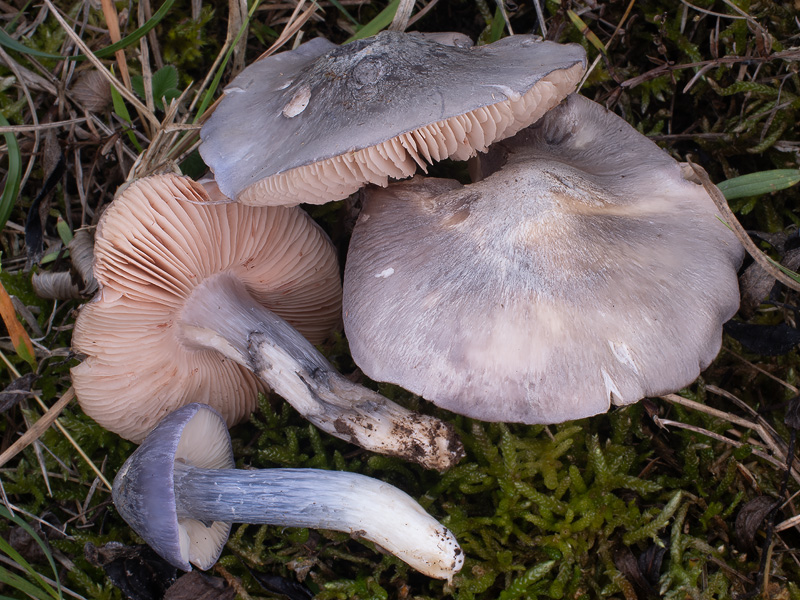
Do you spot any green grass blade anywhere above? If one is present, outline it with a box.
[327,0,360,26]
[110,83,143,152]
[0,111,21,232]
[194,0,259,122]
[488,6,505,43]
[0,506,62,599]
[92,0,176,58]
[55,216,73,246]
[718,169,800,200]
[0,29,63,59]
[0,0,175,61]
[0,564,58,600]
[769,256,800,285]
[345,0,400,42]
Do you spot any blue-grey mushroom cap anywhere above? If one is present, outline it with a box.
[343,94,744,424]
[200,31,586,206]
[112,403,234,571]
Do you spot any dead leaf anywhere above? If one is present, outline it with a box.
[735,496,776,552]
[164,571,235,600]
[0,279,36,366]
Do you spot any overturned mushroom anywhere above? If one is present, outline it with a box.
[200,31,586,206]
[343,94,744,424]
[72,174,462,470]
[113,403,464,579]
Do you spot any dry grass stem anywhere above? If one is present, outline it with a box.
[226,0,249,76]
[723,348,800,395]
[389,0,415,32]
[660,393,800,485]
[128,84,199,178]
[0,387,75,468]
[41,0,160,131]
[687,159,800,293]
[407,0,440,29]
[0,118,88,133]
[0,352,111,491]
[256,2,319,62]
[679,0,748,20]
[653,415,800,484]
[0,45,40,193]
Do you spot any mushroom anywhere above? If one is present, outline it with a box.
[113,402,464,579]
[71,174,462,470]
[342,93,744,424]
[200,31,587,206]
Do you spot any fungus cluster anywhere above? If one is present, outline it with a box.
[73,27,743,582]
[73,172,464,576]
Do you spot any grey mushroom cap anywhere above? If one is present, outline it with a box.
[112,403,233,571]
[343,93,744,424]
[200,31,586,206]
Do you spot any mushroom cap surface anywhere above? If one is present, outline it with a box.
[112,402,234,571]
[200,31,586,206]
[343,93,744,424]
[72,174,342,442]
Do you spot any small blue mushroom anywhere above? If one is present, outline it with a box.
[112,403,464,580]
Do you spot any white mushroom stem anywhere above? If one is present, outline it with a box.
[172,464,463,580]
[177,273,463,471]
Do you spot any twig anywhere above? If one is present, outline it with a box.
[621,54,779,89]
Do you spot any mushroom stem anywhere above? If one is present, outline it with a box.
[178,273,463,471]
[172,463,463,580]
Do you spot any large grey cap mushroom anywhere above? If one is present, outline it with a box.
[343,94,744,424]
[72,174,462,470]
[113,403,464,579]
[200,31,586,206]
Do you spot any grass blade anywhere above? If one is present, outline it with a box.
[0,0,175,61]
[718,169,800,200]
[109,83,143,152]
[194,0,260,121]
[345,0,400,42]
[0,29,63,59]
[0,507,62,599]
[566,9,606,55]
[93,0,176,58]
[0,565,57,600]
[0,111,21,232]
[328,0,360,26]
